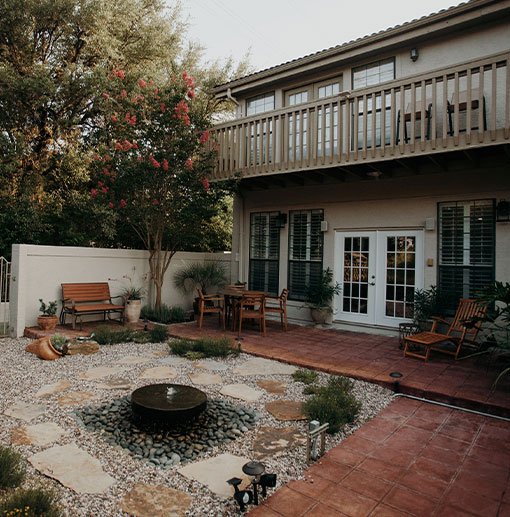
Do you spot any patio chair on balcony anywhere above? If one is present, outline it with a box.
[196,288,225,330]
[265,288,289,331]
[235,293,266,337]
[396,100,432,143]
[403,298,486,361]
[447,88,487,135]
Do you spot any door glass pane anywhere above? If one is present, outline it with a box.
[343,237,369,315]
[385,235,416,318]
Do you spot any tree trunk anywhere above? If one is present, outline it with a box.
[148,231,175,311]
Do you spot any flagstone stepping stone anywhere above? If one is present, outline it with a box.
[234,357,297,376]
[114,355,152,365]
[188,372,223,385]
[120,483,192,517]
[96,378,132,390]
[67,341,100,355]
[58,391,96,406]
[157,356,188,366]
[79,366,127,380]
[151,350,169,358]
[140,366,177,380]
[178,453,250,498]
[36,380,71,398]
[195,359,229,371]
[252,426,306,459]
[265,400,306,421]
[29,443,116,494]
[257,379,287,394]
[3,401,46,422]
[220,383,263,402]
[11,422,67,446]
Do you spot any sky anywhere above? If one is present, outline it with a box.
[179,0,463,73]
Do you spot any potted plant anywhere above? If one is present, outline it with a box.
[37,299,58,331]
[305,268,341,325]
[174,262,228,313]
[26,333,68,360]
[122,285,146,323]
[412,286,448,330]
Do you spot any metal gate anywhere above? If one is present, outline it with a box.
[0,257,11,336]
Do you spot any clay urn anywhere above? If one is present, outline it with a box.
[25,336,62,360]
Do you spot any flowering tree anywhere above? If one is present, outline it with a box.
[92,69,223,309]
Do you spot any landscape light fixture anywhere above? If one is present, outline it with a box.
[227,477,253,512]
[410,48,419,62]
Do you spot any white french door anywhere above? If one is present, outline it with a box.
[334,230,424,327]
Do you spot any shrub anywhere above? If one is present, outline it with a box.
[50,334,68,355]
[141,304,187,324]
[169,337,238,358]
[149,325,168,343]
[303,376,361,434]
[0,488,62,516]
[174,261,227,295]
[91,327,136,345]
[292,369,318,385]
[0,445,25,489]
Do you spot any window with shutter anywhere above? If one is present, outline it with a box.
[438,200,495,310]
[288,209,324,300]
[249,212,280,295]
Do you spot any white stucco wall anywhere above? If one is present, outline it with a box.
[9,245,231,337]
[234,167,510,328]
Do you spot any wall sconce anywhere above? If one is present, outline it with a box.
[410,48,419,62]
[496,199,510,222]
[275,212,287,228]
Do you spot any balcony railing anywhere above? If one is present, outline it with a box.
[210,53,510,180]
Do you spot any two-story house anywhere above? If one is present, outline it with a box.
[210,0,510,331]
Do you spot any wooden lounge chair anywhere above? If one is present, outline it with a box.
[403,298,486,361]
[196,288,225,330]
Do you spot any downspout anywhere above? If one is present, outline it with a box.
[226,88,240,107]
[393,393,510,422]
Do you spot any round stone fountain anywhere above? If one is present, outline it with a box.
[131,383,207,426]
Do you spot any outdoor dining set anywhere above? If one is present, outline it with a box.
[196,285,288,336]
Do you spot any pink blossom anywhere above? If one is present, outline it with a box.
[102,168,110,175]
[174,99,189,118]
[108,202,114,209]
[101,186,109,194]
[182,114,190,126]
[138,79,147,88]
[115,141,123,150]
[182,71,195,89]
[129,115,136,126]
[160,103,166,113]
[102,92,110,100]
[120,89,127,98]
[104,154,112,161]
[122,139,132,151]
[185,158,193,170]
[199,130,210,144]
[188,89,195,99]
[149,155,161,168]
[152,199,159,205]
[162,159,169,171]
[97,180,104,187]
[90,188,98,198]
[114,69,125,79]
[111,115,118,123]
[201,177,210,191]
[93,154,101,161]
[132,142,139,149]
[119,199,127,208]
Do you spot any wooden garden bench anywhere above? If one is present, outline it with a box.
[60,282,125,329]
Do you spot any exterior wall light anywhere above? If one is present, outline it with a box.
[496,199,509,222]
[275,212,287,228]
[410,48,419,62]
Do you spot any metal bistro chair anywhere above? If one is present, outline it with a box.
[196,288,225,330]
[265,288,289,331]
[235,293,266,337]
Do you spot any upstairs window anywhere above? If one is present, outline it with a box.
[288,90,309,106]
[246,92,275,116]
[288,209,324,301]
[352,58,395,89]
[317,82,341,98]
[438,200,495,311]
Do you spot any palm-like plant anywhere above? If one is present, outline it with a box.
[174,262,227,295]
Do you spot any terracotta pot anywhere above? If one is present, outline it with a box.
[310,308,330,325]
[37,315,58,331]
[125,299,142,323]
[26,336,62,360]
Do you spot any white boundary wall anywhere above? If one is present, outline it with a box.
[9,244,231,337]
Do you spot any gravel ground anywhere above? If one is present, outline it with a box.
[0,337,393,516]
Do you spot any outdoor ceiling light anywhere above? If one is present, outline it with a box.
[496,200,509,222]
[366,170,382,179]
[410,48,419,62]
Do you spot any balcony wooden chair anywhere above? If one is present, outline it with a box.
[196,288,225,330]
[235,293,266,337]
[396,100,432,143]
[447,88,487,135]
[403,298,486,361]
[265,288,289,331]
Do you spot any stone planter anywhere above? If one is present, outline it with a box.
[310,308,330,325]
[125,299,142,323]
[26,336,62,360]
[37,315,58,331]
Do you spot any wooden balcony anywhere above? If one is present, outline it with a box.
[210,53,510,182]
